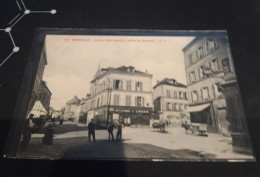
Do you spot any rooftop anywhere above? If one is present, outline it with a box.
[91,65,152,82]
[153,78,187,89]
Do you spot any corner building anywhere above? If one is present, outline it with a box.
[153,78,189,126]
[90,66,153,127]
[183,36,235,135]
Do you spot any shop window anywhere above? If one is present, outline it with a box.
[136,82,142,91]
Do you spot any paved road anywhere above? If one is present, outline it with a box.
[18,136,215,160]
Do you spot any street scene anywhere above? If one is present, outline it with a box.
[18,121,251,159]
[16,33,254,160]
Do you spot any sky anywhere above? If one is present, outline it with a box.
[43,35,194,110]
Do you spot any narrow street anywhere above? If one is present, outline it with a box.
[18,121,253,160]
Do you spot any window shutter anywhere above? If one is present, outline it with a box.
[142,97,144,107]
[113,80,116,89]
[135,97,137,106]
[121,80,123,90]
[140,82,143,91]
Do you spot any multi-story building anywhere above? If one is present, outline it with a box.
[153,78,189,126]
[183,36,236,135]
[38,81,52,114]
[27,44,48,117]
[64,96,81,120]
[28,80,52,118]
[89,66,153,127]
[75,94,92,123]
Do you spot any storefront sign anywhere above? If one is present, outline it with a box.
[110,107,151,114]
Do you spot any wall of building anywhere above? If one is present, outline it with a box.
[183,36,234,135]
[90,72,153,109]
[64,104,78,119]
[184,37,235,86]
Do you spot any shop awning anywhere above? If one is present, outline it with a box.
[186,103,211,113]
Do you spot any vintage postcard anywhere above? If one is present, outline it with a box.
[4,29,255,161]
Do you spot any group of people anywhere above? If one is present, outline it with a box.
[87,119,123,142]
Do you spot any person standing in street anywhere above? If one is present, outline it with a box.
[107,123,114,141]
[116,124,122,141]
[88,119,96,142]
[21,114,34,149]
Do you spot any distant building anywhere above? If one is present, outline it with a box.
[89,65,153,127]
[153,78,189,125]
[64,96,81,120]
[183,36,236,135]
[75,94,92,123]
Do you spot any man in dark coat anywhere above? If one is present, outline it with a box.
[107,123,114,141]
[88,119,96,142]
[116,124,122,141]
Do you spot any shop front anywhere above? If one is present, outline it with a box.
[186,103,217,132]
[108,106,153,126]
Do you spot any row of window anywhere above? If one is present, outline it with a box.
[91,80,144,97]
[166,90,187,100]
[188,58,231,84]
[190,84,223,103]
[188,37,217,66]
[90,95,148,108]
[165,102,188,112]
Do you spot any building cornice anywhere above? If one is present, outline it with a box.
[91,69,153,83]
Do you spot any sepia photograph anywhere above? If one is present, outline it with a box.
[7,29,254,160]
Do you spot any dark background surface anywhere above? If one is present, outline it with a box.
[0,0,259,176]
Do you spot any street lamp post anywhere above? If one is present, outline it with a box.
[106,76,112,128]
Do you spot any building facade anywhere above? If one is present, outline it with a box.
[89,66,153,127]
[183,36,236,135]
[38,81,52,114]
[27,44,48,117]
[153,78,189,126]
[64,96,81,120]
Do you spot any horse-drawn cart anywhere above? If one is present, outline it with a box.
[182,123,208,136]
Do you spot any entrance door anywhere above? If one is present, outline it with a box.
[217,108,230,136]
